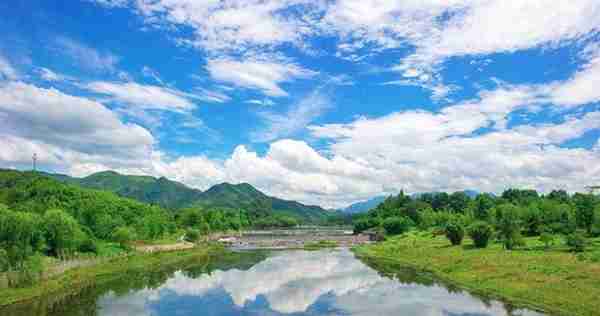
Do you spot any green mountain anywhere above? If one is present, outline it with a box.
[46,170,329,222]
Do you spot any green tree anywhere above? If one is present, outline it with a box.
[573,193,596,233]
[539,232,555,250]
[495,204,523,250]
[383,216,413,235]
[445,221,465,246]
[468,221,493,248]
[566,232,586,252]
[473,194,495,220]
[43,209,82,257]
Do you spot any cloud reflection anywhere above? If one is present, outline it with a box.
[97,249,545,316]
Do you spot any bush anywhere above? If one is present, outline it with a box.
[383,216,413,235]
[78,237,98,254]
[112,227,136,249]
[185,228,200,242]
[445,221,465,246]
[539,232,555,250]
[566,232,587,252]
[468,221,493,248]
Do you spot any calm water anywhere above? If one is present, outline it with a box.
[2,249,546,316]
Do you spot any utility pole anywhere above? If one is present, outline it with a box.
[32,153,37,172]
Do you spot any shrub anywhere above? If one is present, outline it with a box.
[185,228,200,242]
[539,232,555,250]
[78,237,98,254]
[566,232,587,252]
[468,221,493,248]
[445,221,465,246]
[112,227,136,249]
[383,216,413,235]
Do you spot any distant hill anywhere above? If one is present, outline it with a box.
[341,196,387,214]
[46,170,329,222]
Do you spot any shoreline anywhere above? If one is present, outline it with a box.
[0,244,225,307]
[352,234,600,316]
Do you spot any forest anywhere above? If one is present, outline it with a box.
[353,189,600,252]
[0,169,299,285]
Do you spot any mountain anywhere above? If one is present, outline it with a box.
[47,170,329,222]
[341,196,387,214]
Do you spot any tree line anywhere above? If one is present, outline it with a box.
[353,189,600,252]
[0,170,300,285]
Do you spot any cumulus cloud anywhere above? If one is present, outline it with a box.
[206,58,317,97]
[0,82,154,173]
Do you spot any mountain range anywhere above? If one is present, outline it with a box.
[44,170,329,222]
[340,196,387,214]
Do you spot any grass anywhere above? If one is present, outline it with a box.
[0,244,226,307]
[353,231,600,316]
[304,240,339,250]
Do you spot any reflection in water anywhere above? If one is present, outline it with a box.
[1,249,546,316]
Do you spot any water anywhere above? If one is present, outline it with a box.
[2,249,546,316]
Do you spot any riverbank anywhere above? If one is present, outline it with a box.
[0,244,225,307]
[353,232,600,316]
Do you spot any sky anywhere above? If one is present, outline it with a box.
[1,0,599,209]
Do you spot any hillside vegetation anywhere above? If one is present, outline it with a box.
[47,170,329,222]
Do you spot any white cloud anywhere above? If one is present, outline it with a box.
[193,87,231,104]
[206,58,317,97]
[0,82,154,173]
[0,54,18,80]
[549,42,600,106]
[141,66,165,85]
[55,37,120,73]
[36,67,72,82]
[85,81,195,112]
[132,0,323,54]
[251,90,331,142]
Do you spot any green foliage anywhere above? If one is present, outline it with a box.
[468,221,493,248]
[573,193,596,233]
[539,232,555,250]
[184,228,200,242]
[43,209,82,257]
[112,227,136,249]
[473,194,495,220]
[382,216,413,235]
[0,205,44,269]
[494,204,523,250]
[566,232,587,253]
[445,221,465,246]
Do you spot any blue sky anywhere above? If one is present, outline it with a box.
[1,0,599,208]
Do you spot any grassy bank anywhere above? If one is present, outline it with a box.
[353,232,600,316]
[0,244,226,307]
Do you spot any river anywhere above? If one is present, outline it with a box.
[2,248,546,316]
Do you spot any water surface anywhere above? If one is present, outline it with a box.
[2,249,546,316]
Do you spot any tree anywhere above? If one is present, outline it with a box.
[383,216,413,235]
[474,194,495,220]
[495,204,523,250]
[0,206,44,269]
[43,209,82,257]
[468,221,493,248]
[449,192,470,213]
[573,193,596,233]
[445,221,465,246]
[566,232,586,252]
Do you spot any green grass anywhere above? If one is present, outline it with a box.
[353,232,600,316]
[0,244,225,307]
